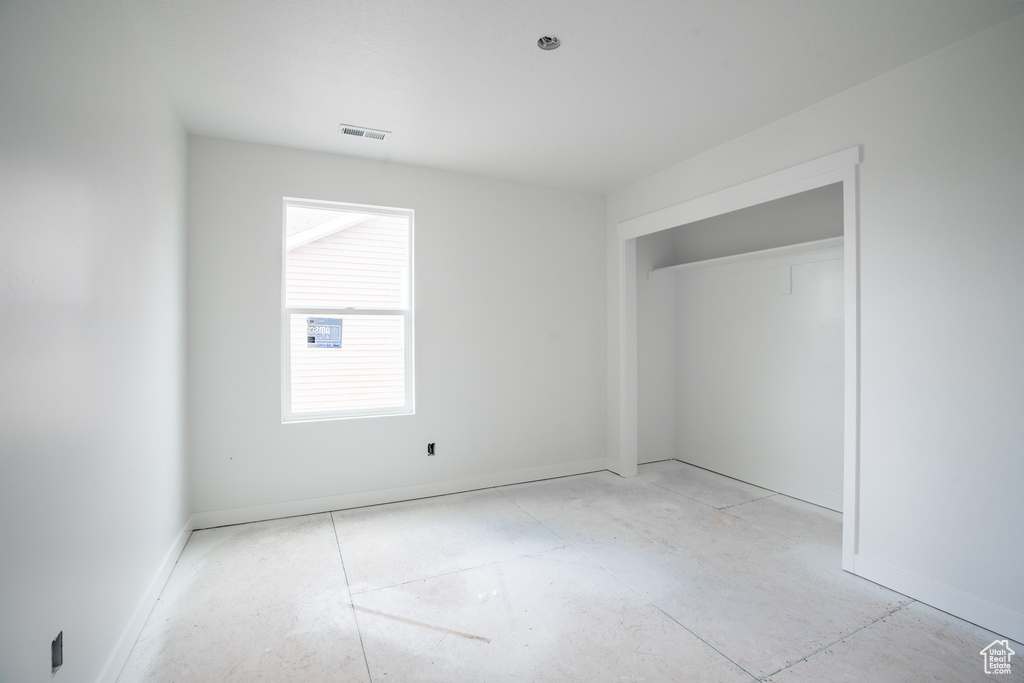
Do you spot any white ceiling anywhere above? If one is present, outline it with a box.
[122,0,1023,193]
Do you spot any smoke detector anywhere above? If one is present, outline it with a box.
[537,35,561,50]
[338,124,391,141]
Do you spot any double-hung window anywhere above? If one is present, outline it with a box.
[282,198,413,421]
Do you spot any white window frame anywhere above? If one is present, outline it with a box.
[281,197,414,422]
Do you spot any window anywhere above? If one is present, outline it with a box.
[282,199,413,421]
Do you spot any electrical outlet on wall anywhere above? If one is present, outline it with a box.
[52,631,62,675]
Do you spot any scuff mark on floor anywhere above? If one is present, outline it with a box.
[352,605,492,643]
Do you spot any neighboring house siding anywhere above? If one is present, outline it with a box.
[286,215,409,414]
[287,215,407,308]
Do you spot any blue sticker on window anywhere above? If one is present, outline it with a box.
[307,317,343,348]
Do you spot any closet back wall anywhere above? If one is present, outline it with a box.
[187,136,607,522]
[634,184,843,481]
[636,185,844,509]
[674,245,844,510]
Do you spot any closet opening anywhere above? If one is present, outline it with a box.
[637,183,844,510]
[616,147,860,568]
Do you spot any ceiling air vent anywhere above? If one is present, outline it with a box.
[339,124,391,141]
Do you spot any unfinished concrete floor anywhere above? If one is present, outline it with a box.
[118,461,1022,682]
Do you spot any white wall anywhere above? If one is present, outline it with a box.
[672,183,843,263]
[607,14,1024,641]
[187,137,607,522]
[673,246,844,510]
[635,184,843,471]
[0,1,189,681]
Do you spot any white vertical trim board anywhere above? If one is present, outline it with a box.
[615,146,861,562]
[840,168,860,570]
[96,517,196,683]
[614,237,639,477]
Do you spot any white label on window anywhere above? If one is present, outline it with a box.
[307,317,343,348]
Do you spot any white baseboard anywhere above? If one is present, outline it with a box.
[672,455,1020,643]
[191,457,607,529]
[852,553,1023,644]
[676,453,842,511]
[96,458,605,681]
[93,459,1021,681]
[96,515,195,683]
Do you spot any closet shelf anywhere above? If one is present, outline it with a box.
[648,236,844,276]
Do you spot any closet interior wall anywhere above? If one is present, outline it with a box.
[636,184,845,509]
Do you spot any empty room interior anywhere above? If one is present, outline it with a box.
[2,1,1023,681]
